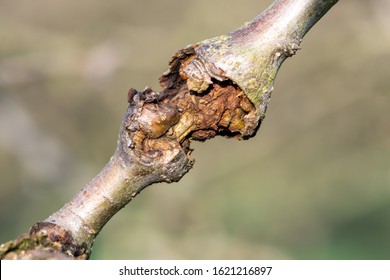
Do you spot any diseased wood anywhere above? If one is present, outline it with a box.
[0,0,338,260]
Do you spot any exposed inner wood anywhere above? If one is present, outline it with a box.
[124,53,259,166]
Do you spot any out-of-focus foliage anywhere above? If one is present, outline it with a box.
[0,0,389,259]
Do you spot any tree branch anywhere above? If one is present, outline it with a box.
[0,0,338,260]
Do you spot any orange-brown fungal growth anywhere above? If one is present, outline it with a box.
[122,46,262,171]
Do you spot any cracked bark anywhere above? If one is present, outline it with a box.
[0,0,338,260]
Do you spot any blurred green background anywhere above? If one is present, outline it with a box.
[0,0,389,259]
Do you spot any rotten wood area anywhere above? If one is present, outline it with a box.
[125,46,261,167]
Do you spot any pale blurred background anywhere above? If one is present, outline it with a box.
[0,0,389,259]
